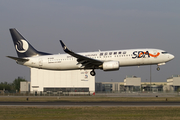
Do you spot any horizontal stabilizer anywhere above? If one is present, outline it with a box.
[7,56,29,62]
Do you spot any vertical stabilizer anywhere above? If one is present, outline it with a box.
[9,28,51,57]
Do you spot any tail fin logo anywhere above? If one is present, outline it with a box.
[15,39,29,53]
[63,46,67,50]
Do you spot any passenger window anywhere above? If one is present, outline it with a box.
[118,52,121,54]
[114,52,117,55]
[109,52,112,55]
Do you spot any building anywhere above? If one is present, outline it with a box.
[141,82,165,92]
[21,70,180,95]
[20,68,95,95]
[20,81,30,93]
[165,75,180,91]
[95,82,124,92]
[95,77,168,93]
[124,75,141,92]
[95,76,141,92]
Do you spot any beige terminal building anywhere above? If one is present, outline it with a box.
[20,68,180,94]
[20,68,95,95]
[95,75,180,93]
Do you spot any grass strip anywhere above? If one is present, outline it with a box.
[0,106,180,120]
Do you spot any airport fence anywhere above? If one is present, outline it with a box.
[95,91,180,97]
[0,91,94,96]
[0,91,180,97]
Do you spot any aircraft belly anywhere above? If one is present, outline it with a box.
[42,61,78,70]
[119,58,153,66]
[119,57,164,67]
[60,63,78,70]
[120,59,142,66]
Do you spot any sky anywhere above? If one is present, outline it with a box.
[0,0,180,83]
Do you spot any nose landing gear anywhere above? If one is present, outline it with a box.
[157,66,160,71]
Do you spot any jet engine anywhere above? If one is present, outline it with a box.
[102,61,119,71]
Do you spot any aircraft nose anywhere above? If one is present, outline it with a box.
[169,54,175,60]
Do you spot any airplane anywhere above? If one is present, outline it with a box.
[7,28,175,76]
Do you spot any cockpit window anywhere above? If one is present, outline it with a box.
[162,52,168,54]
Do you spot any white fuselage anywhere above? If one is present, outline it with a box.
[17,48,174,71]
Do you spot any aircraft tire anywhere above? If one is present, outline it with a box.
[157,67,160,71]
[90,70,96,76]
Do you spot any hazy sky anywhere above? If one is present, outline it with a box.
[1,0,180,83]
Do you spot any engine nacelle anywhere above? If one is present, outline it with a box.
[103,61,119,71]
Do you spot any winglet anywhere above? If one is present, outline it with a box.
[59,40,71,53]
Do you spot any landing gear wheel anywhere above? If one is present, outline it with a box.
[90,70,96,76]
[157,67,160,71]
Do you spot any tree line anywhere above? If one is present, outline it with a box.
[0,77,27,92]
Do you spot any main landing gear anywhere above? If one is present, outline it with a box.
[90,69,96,76]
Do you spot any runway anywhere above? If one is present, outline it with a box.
[1,101,180,107]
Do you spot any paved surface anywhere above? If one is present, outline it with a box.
[1,101,180,107]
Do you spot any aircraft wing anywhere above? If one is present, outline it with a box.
[60,40,103,68]
[7,56,29,62]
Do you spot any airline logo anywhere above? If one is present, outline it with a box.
[15,39,29,53]
[63,46,67,50]
[85,75,88,79]
[132,51,160,59]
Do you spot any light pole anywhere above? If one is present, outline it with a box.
[150,65,151,92]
